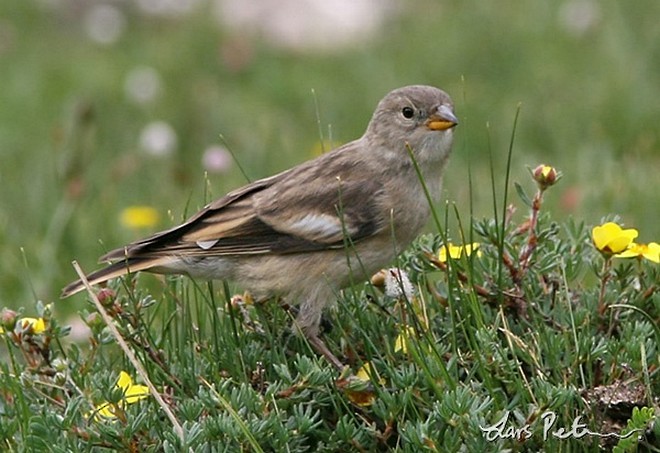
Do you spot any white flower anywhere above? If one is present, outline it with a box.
[383,268,415,300]
[202,145,233,173]
[84,4,126,45]
[139,121,177,157]
[125,66,162,105]
[558,0,601,36]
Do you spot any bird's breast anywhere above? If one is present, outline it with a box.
[382,174,438,247]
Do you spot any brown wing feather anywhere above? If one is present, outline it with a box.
[101,141,385,262]
[60,256,175,297]
[99,172,286,261]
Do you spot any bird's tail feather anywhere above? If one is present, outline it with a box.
[61,256,173,298]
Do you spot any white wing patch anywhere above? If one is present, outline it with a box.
[196,239,219,250]
[287,213,350,242]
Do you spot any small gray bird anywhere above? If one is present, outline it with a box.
[62,85,457,370]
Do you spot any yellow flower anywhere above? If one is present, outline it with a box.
[355,362,375,382]
[346,361,385,407]
[95,402,118,419]
[615,242,660,263]
[592,222,638,254]
[117,371,150,404]
[120,206,160,229]
[355,362,386,384]
[439,244,462,262]
[462,243,481,257]
[394,325,416,354]
[19,317,46,334]
[93,371,150,420]
[438,242,481,263]
[0,326,4,334]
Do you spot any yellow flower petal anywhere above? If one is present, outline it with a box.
[616,242,660,263]
[394,326,416,354]
[592,222,638,254]
[463,242,481,257]
[438,243,462,262]
[120,206,160,229]
[355,362,374,382]
[645,242,660,263]
[355,361,386,385]
[124,384,149,404]
[116,371,133,391]
[592,223,618,250]
[394,332,406,353]
[19,317,46,334]
[92,372,150,421]
[607,234,637,254]
[439,242,481,262]
[94,402,117,419]
[116,371,149,404]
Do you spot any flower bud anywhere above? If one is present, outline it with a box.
[370,269,387,289]
[97,287,116,305]
[1,308,17,330]
[85,312,103,328]
[532,164,559,190]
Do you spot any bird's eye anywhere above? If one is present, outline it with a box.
[401,106,415,119]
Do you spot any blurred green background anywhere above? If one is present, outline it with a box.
[1,0,658,307]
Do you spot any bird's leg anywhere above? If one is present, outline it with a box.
[304,331,346,371]
[294,295,347,371]
[306,330,375,393]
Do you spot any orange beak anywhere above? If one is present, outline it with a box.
[426,104,458,131]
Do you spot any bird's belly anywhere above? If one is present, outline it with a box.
[232,239,398,299]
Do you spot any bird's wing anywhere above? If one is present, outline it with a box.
[100,146,387,261]
[98,173,279,261]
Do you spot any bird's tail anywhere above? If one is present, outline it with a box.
[61,256,173,298]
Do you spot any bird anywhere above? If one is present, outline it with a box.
[62,85,458,370]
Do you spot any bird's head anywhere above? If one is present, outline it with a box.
[365,85,457,166]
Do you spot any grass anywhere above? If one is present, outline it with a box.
[0,0,659,451]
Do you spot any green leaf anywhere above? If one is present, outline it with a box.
[514,182,533,208]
